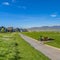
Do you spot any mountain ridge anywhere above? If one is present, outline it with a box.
[27,26,60,31]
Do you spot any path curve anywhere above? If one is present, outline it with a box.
[20,34,60,60]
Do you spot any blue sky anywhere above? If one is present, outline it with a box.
[0,0,60,28]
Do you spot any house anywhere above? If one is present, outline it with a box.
[7,27,13,32]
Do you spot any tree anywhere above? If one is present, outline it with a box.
[14,28,20,32]
[1,28,5,33]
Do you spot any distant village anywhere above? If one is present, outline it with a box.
[0,26,28,32]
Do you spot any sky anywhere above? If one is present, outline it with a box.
[0,0,60,28]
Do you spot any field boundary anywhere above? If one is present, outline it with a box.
[45,44,60,51]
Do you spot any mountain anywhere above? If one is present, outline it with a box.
[27,26,60,31]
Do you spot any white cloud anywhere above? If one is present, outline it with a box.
[12,0,16,2]
[56,18,60,20]
[2,2,10,6]
[22,6,26,9]
[50,14,57,17]
[18,6,27,9]
[17,6,21,8]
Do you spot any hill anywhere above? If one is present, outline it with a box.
[27,26,60,31]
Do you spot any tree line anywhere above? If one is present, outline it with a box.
[0,26,28,33]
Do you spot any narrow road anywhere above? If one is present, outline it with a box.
[20,34,60,60]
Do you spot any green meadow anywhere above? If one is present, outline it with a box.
[22,32,60,48]
[0,33,49,60]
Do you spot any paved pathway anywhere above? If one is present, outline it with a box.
[20,34,60,60]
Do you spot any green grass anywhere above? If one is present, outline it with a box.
[22,32,60,48]
[0,33,50,60]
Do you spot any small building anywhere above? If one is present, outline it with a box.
[7,27,13,32]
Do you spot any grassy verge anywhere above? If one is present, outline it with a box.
[0,33,50,60]
[22,32,60,48]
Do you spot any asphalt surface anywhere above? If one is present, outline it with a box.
[20,34,60,60]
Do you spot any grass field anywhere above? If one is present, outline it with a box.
[22,32,60,48]
[0,33,49,60]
